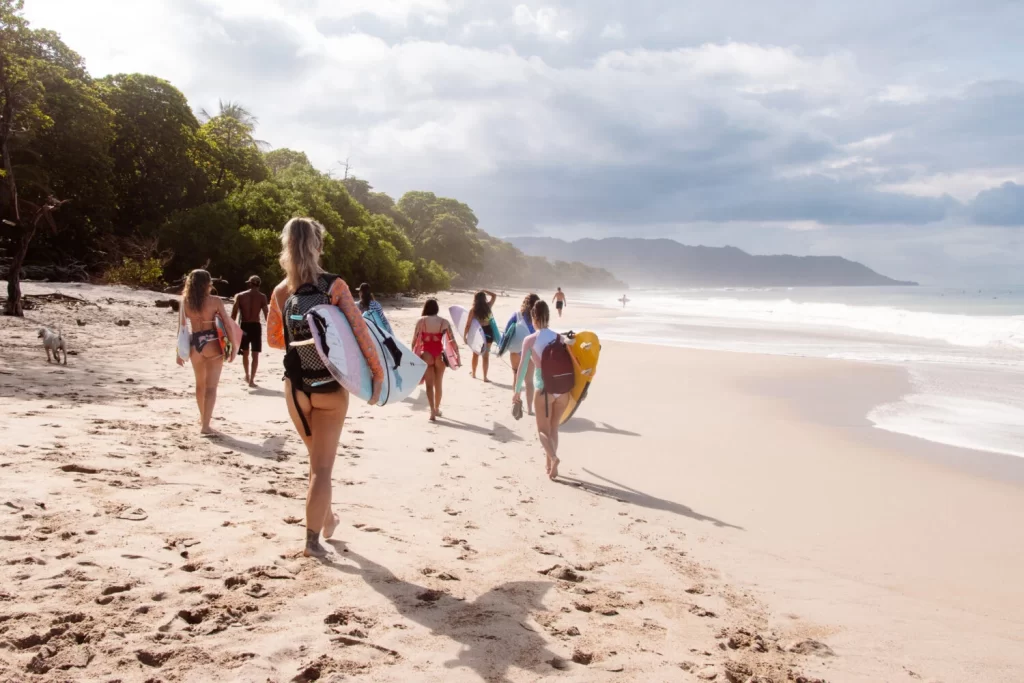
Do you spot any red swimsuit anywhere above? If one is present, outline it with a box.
[420,331,444,358]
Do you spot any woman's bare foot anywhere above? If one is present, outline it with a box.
[200,427,217,437]
[429,412,437,422]
[483,378,490,383]
[436,410,443,418]
[322,512,340,539]
[548,456,560,480]
[303,528,330,557]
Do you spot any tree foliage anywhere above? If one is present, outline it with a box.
[2,3,621,309]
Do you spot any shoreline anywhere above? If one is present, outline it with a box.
[1,282,1022,681]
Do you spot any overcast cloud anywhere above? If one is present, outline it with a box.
[24,0,1024,285]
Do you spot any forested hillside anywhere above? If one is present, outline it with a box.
[0,0,620,314]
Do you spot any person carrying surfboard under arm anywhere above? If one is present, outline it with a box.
[465,290,498,382]
[357,282,394,335]
[503,293,540,413]
[268,218,383,559]
[178,269,235,436]
[513,300,579,480]
[411,298,455,421]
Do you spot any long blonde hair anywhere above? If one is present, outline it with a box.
[279,218,325,290]
[182,269,212,314]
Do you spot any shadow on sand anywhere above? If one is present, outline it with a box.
[559,417,640,437]
[322,546,562,682]
[211,433,288,460]
[558,468,744,530]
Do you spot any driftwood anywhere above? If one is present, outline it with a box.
[0,258,89,283]
[0,292,96,311]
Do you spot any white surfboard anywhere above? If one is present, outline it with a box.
[307,305,426,406]
[449,305,490,355]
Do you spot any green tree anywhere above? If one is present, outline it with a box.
[1,0,77,314]
[97,73,208,237]
[198,100,268,193]
[265,148,313,175]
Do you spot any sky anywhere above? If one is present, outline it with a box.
[23,0,1024,286]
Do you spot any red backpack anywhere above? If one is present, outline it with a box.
[541,336,576,395]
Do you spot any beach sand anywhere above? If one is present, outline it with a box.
[1,282,1021,682]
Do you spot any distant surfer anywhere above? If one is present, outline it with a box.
[357,282,394,335]
[465,290,497,382]
[619,294,630,309]
[552,288,567,318]
[232,275,268,387]
[267,217,383,558]
[412,298,454,422]
[504,293,540,413]
[179,269,230,435]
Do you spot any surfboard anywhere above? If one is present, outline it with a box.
[442,329,462,369]
[497,313,529,357]
[307,305,426,406]
[449,305,494,355]
[560,330,601,424]
[214,314,242,362]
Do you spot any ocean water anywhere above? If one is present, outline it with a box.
[577,287,1024,459]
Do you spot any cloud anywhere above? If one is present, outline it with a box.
[599,22,624,40]
[513,4,573,42]
[20,0,1024,284]
[970,182,1024,226]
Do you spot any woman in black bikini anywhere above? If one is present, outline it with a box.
[465,290,497,382]
[177,269,230,435]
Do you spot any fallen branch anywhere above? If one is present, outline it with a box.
[331,635,401,658]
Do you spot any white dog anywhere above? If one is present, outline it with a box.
[38,327,67,365]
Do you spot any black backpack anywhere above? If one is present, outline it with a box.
[283,274,339,396]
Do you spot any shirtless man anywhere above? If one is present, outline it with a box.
[552,287,567,318]
[231,276,269,387]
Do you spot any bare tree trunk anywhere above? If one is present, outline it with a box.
[4,227,31,317]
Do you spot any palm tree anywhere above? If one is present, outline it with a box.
[198,100,268,149]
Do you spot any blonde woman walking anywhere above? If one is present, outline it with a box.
[268,218,383,558]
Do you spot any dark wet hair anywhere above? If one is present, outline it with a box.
[422,298,439,316]
[471,290,491,323]
[358,283,373,310]
[520,293,540,316]
[532,300,550,328]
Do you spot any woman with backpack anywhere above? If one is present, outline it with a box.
[513,301,578,480]
[465,290,497,382]
[357,282,394,335]
[267,218,383,558]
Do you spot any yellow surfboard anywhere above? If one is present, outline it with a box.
[560,331,600,424]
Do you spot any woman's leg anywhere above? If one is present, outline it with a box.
[200,354,224,434]
[306,389,347,553]
[525,360,536,415]
[190,351,207,427]
[434,359,446,416]
[510,352,521,384]
[546,394,570,479]
[421,353,437,421]
[285,383,348,557]
[533,392,569,479]
[471,353,479,378]
[482,350,490,382]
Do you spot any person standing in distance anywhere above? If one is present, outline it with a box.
[552,287,567,318]
[232,275,269,387]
